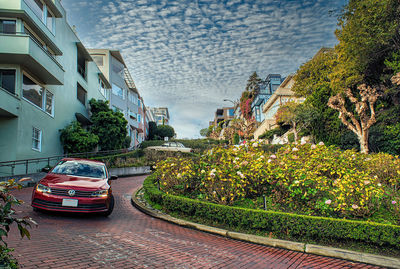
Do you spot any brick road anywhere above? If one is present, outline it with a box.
[8,175,382,268]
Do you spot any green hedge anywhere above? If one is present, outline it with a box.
[143,174,400,249]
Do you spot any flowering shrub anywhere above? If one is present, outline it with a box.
[154,141,400,223]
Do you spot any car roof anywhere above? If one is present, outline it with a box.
[60,158,105,165]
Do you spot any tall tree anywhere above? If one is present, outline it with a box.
[89,99,128,150]
[275,101,301,142]
[331,0,400,90]
[328,85,380,154]
[240,72,262,120]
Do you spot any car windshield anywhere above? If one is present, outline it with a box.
[52,160,107,179]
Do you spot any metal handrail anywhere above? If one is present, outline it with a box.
[0,148,131,176]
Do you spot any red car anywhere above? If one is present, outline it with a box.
[31,158,117,216]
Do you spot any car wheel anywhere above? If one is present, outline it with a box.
[102,195,114,217]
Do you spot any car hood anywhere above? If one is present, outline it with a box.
[40,173,108,190]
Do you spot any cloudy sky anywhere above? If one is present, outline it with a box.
[62,0,346,138]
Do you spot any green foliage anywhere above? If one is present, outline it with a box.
[156,125,175,139]
[89,99,128,151]
[59,121,99,153]
[287,133,295,143]
[148,121,157,140]
[233,133,240,145]
[199,128,209,137]
[144,174,400,251]
[332,0,400,89]
[0,179,36,268]
[88,99,110,115]
[259,127,286,141]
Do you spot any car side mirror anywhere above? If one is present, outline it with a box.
[110,175,118,180]
[42,167,51,173]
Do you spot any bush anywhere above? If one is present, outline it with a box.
[59,121,99,153]
[153,141,400,223]
[288,133,295,143]
[143,174,400,250]
[156,125,175,139]
[0,179,36,268]
[259,127,287,141]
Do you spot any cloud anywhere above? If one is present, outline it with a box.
[63,0,346,138]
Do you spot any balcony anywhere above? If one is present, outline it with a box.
[0,0,63,55]
[251,93,272,109]
[0,33,64,85]
[0,88,20,117]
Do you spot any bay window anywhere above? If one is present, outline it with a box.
[23,74,54,116]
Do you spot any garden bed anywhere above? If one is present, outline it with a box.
[143,174,400,257]
[146,141,400,256]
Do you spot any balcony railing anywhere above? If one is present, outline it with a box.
[0,31,62,69]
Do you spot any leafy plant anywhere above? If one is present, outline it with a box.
[0,179,36,268]
[59,121,99,153]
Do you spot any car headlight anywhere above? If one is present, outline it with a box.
[36,184,51,194]
[91,189,108,197]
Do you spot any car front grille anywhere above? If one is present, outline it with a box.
[50,188,93,198]
[32,199,107,211]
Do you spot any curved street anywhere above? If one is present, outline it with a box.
[9,175,381,269]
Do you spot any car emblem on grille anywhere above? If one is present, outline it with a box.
[68,190,75,196]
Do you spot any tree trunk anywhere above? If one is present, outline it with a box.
[359,130,369,154]
[292,121,298,142]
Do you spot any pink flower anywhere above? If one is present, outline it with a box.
[292,147,299,152]
[352,204,359,209]
[318,142,325,146]
[392,201,397,205]
[311,144,316,149]
[270,154,277,159]
[325,200,332,205]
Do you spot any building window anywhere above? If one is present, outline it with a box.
[0,69,16,95]
[22,74,54,116]
[32,127,42,151]
[98,78,107,99]
[138,99,141,107]
[138,114,141,124]
[93,55,104,67]
[112,59,124,79]
[128,90,136,103]
[77,83,86,106]
[0,20,16,34]
[25,0,56,34]
[112,84,124,99]
[46,9,55,34]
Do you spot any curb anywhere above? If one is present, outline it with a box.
[131,188,400,269]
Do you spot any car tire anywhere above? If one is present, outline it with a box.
[102,195,114,217]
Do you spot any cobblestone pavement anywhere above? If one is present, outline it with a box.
[8,175,382,268]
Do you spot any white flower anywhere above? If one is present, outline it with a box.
[294,180,300,184]
[177,173,182,178]
[252,142,259,147]
[270,154,277,159]
[318,142,325,146]
[292,147,299,152]
[301,140,307,145]
[352,204,359,209]
[377,183,382,187]
[325,200,332,205]
[209,172,215,177]
[211,168,216,173]
[201,170,205,173]
[268,159,272,163]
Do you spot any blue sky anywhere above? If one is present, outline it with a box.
[62,0,346,139]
